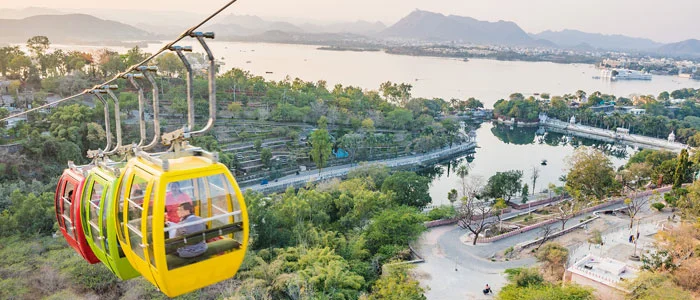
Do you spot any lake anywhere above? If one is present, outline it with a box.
[51,41,691,203]
[48,41,700,108]
[423,122,634,206]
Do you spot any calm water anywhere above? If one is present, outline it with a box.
[49,41,700,108]
[424,122,634,206]
[52,41,690,203]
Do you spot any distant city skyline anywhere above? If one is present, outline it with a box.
[0,0,697,43]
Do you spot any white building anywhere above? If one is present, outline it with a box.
[628,108,646,116]
[564,254,637,300]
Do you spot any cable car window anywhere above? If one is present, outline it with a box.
[117,175,129,242]
[88,181,104,251]
[126,175,148,261]
[62,182,75,238]
[165,180,194,224]
[164,175,243,270]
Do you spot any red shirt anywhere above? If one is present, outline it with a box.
[165,192,192,222]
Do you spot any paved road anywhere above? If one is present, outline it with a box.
[242,142,476,193]
[414,193,663,299]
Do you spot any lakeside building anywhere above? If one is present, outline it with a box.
[563,254,638,300]
[601,69,652,81]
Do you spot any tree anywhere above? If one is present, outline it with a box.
[624,196,650,229]
[465,97,484,110]
[227,102,243,115]
[155,52,183,77]
[499,283,593,300]
[260,148,272,168]
[369,264,426,300]
[385,109,413,130]
[361,118,375,133]
[26,35,49,55]
[364,206,426,253]
[171,96,187,118]
[521,184,529,203]
[504,268,544,288]
[651,223,700,269]
[493,198,509,230]
[447,189,458,205]
[618,162,653,228]
[347,163,390,189]
[379,81,412,106]
[485,170,523,202]
[565,148,618,200]
[310,117,332,175]
[531,166,540,195]
[441,118,459,147]
[457,196,497,245]
[554,199,581,230]
[623,271,692,300]
[254,139,263,152]
[673,149,690,189]
[381,171,431,209]
[535,242,569,281]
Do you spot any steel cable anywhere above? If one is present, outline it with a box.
[0,0,237,123]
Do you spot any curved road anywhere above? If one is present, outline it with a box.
[414,201,634,299]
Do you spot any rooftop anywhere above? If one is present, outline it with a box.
[569,254,638,286]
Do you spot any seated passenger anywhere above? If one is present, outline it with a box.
[165,182,192,223]
[173,202,207,258]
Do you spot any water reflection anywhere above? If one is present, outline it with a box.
[426,122,636,206]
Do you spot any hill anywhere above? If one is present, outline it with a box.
[380,10,536,46]
[0,7,63,19]
[657,39,700,56]
[532,29,662,51]
[208,14,304,37]
[0,14,155,43]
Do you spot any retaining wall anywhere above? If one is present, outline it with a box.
[475,186,672,243]
[508,195,568,210]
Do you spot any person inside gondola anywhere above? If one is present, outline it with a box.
[165,182,192,223]
[172,202,207,258]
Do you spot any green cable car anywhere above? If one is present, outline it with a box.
[81,164,140,280]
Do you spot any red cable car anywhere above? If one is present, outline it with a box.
[55,163,100,264]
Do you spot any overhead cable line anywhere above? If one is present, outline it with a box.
[0,0,238,123]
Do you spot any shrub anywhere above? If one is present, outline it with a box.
[426,205,457,221]
[504,246,514,257]
[504,268,544,287]
[651,202,665,212]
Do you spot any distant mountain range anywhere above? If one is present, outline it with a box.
[658,39,700,56]
[2,7,700,57]
[0,14,155,43]
[532,29,663,51]
[204,14,384,37]
[380,10,541,46]
[0,7,63,19]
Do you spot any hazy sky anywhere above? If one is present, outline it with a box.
[2,0,698,43]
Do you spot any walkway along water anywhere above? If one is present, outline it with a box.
[539,114,688,153]
[244,141,477,193]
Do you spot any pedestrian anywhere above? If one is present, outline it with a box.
[629,235,633,243]
[637,232,640,240]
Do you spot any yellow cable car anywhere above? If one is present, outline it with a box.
[116,146,248,297]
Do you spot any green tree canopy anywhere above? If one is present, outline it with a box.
[381,171,432,209]
[565,148,618,200]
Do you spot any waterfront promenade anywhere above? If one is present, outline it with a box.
[243,141,477,193]
[540,116,688,152]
